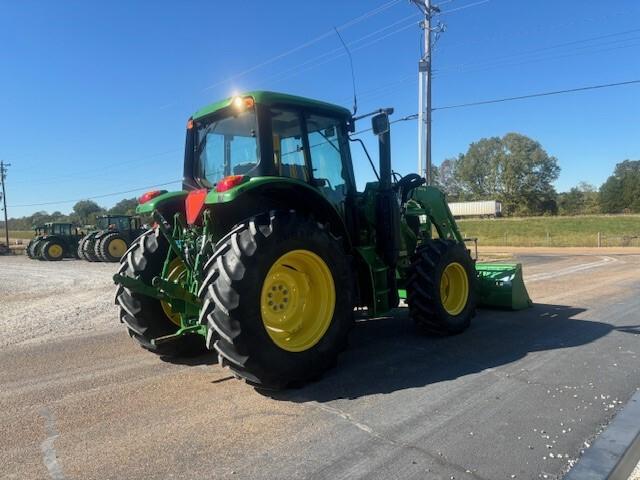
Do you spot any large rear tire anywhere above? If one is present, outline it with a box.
[83,233,100,262]
[77,235,89,260]
[115,229,207,357]
[199,211,353,389]
[26,239,38,259]
[98,233,127,262]
[406,239,477,335]
[40,240,65,261]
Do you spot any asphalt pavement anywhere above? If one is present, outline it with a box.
[1,250,639,480]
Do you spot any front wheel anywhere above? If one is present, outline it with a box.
[406,239,477,335]
[199,211,353,389]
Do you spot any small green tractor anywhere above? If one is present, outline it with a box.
[78,215,144,262]
[29,223,84,261]
[114,91,531,389]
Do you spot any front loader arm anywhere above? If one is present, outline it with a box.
[409,186,464,243]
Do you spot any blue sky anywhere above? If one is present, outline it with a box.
[1,0,639,217]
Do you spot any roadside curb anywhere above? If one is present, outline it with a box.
[565,390,640,480]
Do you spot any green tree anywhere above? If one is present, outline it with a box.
[73,200,103,225]
[109,197,138,216]
[558,182,600,215]
[434,157,465,201]
[600,160,640,213]
[454,133,560,215]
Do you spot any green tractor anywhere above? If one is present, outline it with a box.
[26,224,46,259]
[79,215,144,262]
[33,223,84,261]
[114,91,531,389]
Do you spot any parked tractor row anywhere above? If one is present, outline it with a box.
[25,215,143,262]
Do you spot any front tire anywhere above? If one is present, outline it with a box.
[199,211,353,389]
[115,229,206,357]
[406,239,477,335]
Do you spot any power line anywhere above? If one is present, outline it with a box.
[8,180,182,208]
[438,0,490,15]
[432,79,640,111]
[202,0,403,91]
[350,79,640,133]
[437,28,640,73]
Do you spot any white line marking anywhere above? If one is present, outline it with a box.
[526,256,619,282]
[40,407,65,480]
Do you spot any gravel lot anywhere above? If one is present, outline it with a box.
[1,250,640,480]
[0,257,119,348]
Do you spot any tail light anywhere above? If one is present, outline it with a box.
[216,175,247,192]
[138,190,166,204]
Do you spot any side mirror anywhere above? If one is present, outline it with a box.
[371,113,389,136]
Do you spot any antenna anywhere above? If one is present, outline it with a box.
[333,27,358,115]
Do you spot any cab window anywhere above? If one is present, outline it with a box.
[306,114,350,204]
[271,109,309,181]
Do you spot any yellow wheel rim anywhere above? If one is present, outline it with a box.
[107,238,127,258]
[260,249,335,352]
[48,244,63,259]
[160,258,186,327]
[440,262,469,316]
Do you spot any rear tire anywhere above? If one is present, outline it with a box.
[199,211,353,389]
[83,233,100,262]
[26,239,37,259]
[115,228,206,357]
[77,235,88,260]
[406,239,477,335]
[98,233,128,262]
[40,240,65,261]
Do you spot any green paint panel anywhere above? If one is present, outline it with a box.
[204,176,319,205]
[136,190,188,214]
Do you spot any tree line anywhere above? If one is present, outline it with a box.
[3,132,639,231]
[4,197,139,231]
[434,132,640,216]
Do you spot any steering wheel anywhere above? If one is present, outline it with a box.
[395,173,426,204]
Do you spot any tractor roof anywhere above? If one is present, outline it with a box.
[192,91,352,121]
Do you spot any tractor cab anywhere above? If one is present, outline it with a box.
[183,92,355,215]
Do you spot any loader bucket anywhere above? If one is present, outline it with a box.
[475,263,532,310]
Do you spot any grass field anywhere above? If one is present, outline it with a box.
[7,215,640,247]
[458,214,640,247]
[7,231,35,240]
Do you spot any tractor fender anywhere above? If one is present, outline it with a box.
[136,190,189,220]
[206,178,352,251]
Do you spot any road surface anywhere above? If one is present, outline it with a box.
[1,249,639,479]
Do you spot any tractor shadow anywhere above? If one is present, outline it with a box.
[272,303,616,402]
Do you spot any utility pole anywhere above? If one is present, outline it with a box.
[411,0,442,184]
[0,161,10,246]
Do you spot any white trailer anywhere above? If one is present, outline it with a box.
[448,200,502,218]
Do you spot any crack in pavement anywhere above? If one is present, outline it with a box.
[39,407,65,480]
[309,401,489,479]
